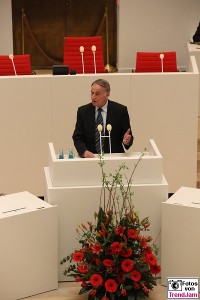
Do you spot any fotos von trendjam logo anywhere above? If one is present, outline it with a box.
[167,278,199,299]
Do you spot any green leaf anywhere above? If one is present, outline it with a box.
[79,285,92,295]
[127,293,137,300]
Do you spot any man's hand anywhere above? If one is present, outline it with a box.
[83,150,95,158]
[123,128,132,145]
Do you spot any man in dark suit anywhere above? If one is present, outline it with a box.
[72,79,134,158]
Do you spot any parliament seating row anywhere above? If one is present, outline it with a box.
[0,36,178,75]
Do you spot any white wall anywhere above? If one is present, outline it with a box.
[118,0,200,71]
[0,57,198,196]
[0,0,13,54]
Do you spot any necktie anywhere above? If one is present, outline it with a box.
[95,108,104,154]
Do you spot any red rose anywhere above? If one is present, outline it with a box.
[103,259,114,267]
[141,237,148,248]
[145,253,157,265]
[134,283,140,289]
[110,242,122,254]
[89,289,97,297]
[105,279,118,293]
[93,258,100,264]
[117,273,125,283]
[77,264,89,273]
[127,229,139,239]
[143,287,149,294]
[101,296,109,300]
[115,225,125,236]
[121,248,133,258]
[72,251,83,262]
[121,259,134,272]
[90,274,103,287]
[81,281,87,287]
[150,264,161,274]
[130,270,141,282]
[143,248,152,256]
[121,289,127,296]
[75,276,82,282]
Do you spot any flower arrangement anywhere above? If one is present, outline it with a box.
[61,154,160,300]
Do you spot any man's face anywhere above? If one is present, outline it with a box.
[91,84,109,107]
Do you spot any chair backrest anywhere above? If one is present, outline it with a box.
[63,36,105,74]
[0,54,32,76]
[135,51,177,72]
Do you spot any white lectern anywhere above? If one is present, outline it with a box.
[44,139,168,281]
[0,191,58,300]
[161,186,200,290]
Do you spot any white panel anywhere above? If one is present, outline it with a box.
[0,69,198,195]
[130,71,199,191]
[0,76,52,195]
[48,141,163,186]
[44,167,168,281]
[0,191,58,300]
[161,187,200,289]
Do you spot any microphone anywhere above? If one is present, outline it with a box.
[79,46,85,74]
[9,54,17,76]
[91,45,96,74]
[106,124,112,132]
[106,124,112,154]
[97,124,103,132]
[97,123,112,155]
[160,53,164,73]
[97,124,103,155]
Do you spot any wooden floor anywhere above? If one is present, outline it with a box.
[23,117,200,300]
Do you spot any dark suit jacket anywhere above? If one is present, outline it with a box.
[72,100,134,157]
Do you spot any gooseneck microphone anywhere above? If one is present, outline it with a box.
[91,45,97,74]
[160,53,164,73]
[97,123,112,155]
[106,124,112,154]
[9,54,17,76]
[79,46,85,74]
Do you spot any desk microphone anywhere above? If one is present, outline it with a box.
[97,124,112,155]
[91,45,97,73]
[160,53,164,73]
[79,46,85,74]
[9,54,17,76]
[106,124,112,154]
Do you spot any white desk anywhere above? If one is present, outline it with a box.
[48,140,163,186]
[161,186,200,289]
[0,191,58,300]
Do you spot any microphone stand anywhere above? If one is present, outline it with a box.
[80,46,85,74]
[98,124,112,155]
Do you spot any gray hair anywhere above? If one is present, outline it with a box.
[91,79,110,93]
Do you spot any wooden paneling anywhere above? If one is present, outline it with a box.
[12,0,117,68]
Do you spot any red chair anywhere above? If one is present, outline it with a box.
[63,36,105,74]
[135,51,178,72]
[0,54,32,76]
